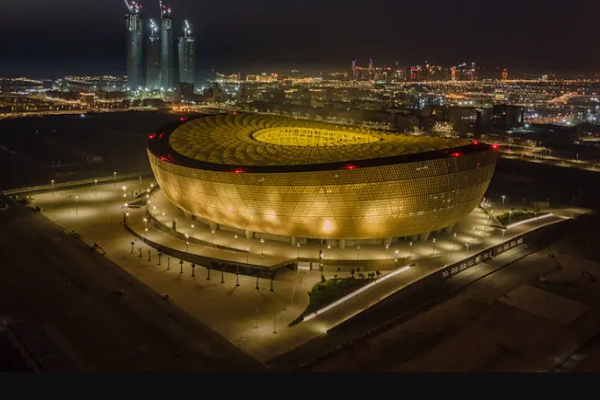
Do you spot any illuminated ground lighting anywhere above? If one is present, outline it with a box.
[506,213,555,230]
[148,114,499,240]
[302,266,411,322]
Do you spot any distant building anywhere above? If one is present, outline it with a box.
[146,19,161,90]
[493,104,524,128]
[178,21,196,86]
[160,3,174,90]
[125,1,143,91]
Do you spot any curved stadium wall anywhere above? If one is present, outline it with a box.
[148,114,498,240]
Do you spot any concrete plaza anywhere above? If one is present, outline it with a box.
[30,178,584,362]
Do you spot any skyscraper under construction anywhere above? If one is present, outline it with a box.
[146,19,161,90]
[124,1,143,91]
[178,20,196,86]
[160,2,174,90]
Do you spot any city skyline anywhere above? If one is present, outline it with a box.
[1,0,599,78]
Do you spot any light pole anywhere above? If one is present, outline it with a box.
[508,210,513,224]
[502,229,506,241]
[211,229,216,244]
[191,224,195,239]
[297,243,301,259]
[453,232,457,250]
[465,243,470,257]
[260,238,265,255]
[51,180,55,197]
[409,242,413,259]
[122,186,127,198]
[75,195,79,215]
[139,175,142,193]
[185,234,190,253]
[501,195,506,206]
[113,172,117,186]
[385,244,390,260]
[94,179,98,196]
[234,234,238,250]
[432,238,436,255]
[357,245,360,261]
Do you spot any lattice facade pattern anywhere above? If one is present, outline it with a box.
[149,149,498,240]
[168,114,471,166]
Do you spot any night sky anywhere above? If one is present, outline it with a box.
[1,0,599,78]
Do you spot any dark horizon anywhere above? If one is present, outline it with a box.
[1,0,599,78]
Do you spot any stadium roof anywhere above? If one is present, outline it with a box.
[168,114,471,167]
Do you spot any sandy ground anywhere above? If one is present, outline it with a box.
[306,213,600,372]
[0,204,264,372]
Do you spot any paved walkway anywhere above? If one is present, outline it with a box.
[30,178,585,362]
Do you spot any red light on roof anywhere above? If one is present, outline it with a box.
[233,111,238,115]
[491,144,499,150]
[180,117,187,122]
[149,133,156,139]
[472,140,479,145]
[233,169,246,174]
[343,164,357,170]
[450,152,462,157]
[160,156,169,162]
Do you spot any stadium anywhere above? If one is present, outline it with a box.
[148,114,498,245]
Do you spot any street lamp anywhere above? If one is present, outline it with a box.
[502,229,506,240]
[185,234,190,253]
[51,180,55,197]
[409,241,413,258]
[94,179,98,196]
[234,234,238,250]
[211,229,216,244]
[465,242,470,257]
[357,245,360,261]
[432,238,436,255]
[113,172,117,186]
[453,232,457,250]
[191,224,195,238]
[122,186,127,198]
[508,210,513,224]
[75,195,79,215]
[501,195,506,206]
[297,243,301,259]
[260,238,265,255]
[385,244,390,260]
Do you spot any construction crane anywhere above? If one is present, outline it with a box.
[123,0,141,13]
[149,19,158,35]
[160,1,172,16]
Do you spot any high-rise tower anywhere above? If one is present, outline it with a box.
[124,1,143,91]
[146,19,161,90]
[159,2,174,90]
[178,20,196,85]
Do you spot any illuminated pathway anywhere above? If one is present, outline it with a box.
[30,179,586,362]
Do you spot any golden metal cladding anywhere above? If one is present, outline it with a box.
[149,148,497,240]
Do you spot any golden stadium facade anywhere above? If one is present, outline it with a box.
[148,114,499,240]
